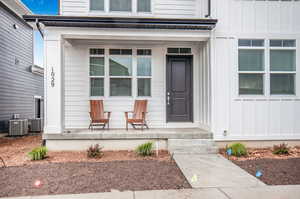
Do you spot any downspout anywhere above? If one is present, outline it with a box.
[35,18,44,38]
[205,0,211,18]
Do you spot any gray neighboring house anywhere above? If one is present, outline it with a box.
[0,0,43,133]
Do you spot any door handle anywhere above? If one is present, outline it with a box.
[167,92,170,105]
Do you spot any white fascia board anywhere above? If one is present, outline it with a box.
[45,27,211,42]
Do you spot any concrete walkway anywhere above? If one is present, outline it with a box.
[173,154,265,188]
[3,186,300,199]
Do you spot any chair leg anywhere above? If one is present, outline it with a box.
[132,123,136,129]
[107,122,110,130]
[126,122,128,131]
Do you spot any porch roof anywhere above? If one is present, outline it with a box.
[23,15,217,30]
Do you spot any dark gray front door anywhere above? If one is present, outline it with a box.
[166,55,193,122]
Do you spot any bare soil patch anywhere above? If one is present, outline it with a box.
[0,135,170,167]
[220,147,300,185]
[0,160,191,198]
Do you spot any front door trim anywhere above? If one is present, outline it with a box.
[166,55,193,123]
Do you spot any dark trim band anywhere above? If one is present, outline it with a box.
[0,1,32,29]
[23,15,217,30]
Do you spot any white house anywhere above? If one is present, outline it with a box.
[23,0,300,150]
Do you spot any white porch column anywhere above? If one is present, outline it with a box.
[44,34,64,134]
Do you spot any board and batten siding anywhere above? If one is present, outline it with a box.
[60,0,208,18]
[0,5,43,132]
[210,0,300,140]
[63,43,204,129]
[212,38,300,140]
[212,0,300,34]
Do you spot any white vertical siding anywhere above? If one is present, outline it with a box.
[211,0,300,140]
[60,0,207,18]
[213,0,300,35]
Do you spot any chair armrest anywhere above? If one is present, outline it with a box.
[125,111,133,120]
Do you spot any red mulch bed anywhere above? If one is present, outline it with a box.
[220,147,300,185]
[0,135,190,198]
[0,135,171,167]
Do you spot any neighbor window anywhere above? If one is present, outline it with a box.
[137,49,152,96]
[270,40,296,95]
[90,0,104,11]
[109,49,132,96]
[238,39,265,95]
[238,39,296,96]
[138,0,151,12]
[110,0,132,11]
[90,49,105,96]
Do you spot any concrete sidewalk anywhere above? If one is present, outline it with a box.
[3,186,300,199]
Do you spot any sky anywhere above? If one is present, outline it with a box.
[21,0,59,66]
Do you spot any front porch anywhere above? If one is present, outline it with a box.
[43,128,213,151]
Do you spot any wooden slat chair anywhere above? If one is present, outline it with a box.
[89,100,111,130]
[125,100,149,130]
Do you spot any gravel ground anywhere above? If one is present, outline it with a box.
[0,160,191,198]
[233,158,300,185]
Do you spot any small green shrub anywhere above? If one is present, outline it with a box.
[228,143,247,157]
[28,147,48,161]
[87,144,103,158]
[273,143,289,155]
[136,142,153,156]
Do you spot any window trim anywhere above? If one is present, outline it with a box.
[238,41,266,96]
[109,50,133,97]
[237,39,297,98]
[89,49,105,97]
[137,50,152,97]
[137,0,152,13]
[269,42,296,96]
[90,0,105,11]
[89,48,152,98]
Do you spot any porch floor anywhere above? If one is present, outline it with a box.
[43,128,212,140]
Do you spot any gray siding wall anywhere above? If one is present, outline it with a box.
[0,5,43,132]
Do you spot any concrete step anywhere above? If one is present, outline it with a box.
[168,139,219,154]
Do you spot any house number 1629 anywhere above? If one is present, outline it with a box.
[51,67,55,87]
